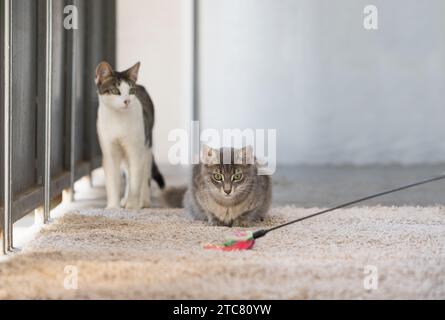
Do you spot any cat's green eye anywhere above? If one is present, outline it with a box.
[129,87,136,95]
[232,172,243,181]
[111,88,120,95]
[213,173,224,182]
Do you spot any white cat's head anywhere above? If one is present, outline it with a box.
[95,61,140,111]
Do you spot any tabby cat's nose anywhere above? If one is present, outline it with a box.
[224,189,231,195]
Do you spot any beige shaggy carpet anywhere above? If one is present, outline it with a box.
[0,206,444,299]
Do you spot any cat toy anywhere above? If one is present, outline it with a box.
[204,173,445,251]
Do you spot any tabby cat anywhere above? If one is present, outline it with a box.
[164,145,271,227]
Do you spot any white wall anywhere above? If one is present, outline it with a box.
[117,0,192,164]
[117,0,445,166]
[200,0,445,165]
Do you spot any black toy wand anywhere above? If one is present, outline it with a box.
[206,173,445,251]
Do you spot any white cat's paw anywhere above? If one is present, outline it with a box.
[125,199,141,210]
[120,198,127,207]
[142,197,151,208]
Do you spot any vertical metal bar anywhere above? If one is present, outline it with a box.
[192,0,200,122]
[190,0,201,163]
[68,1,77,202]
[44,0,53,222]
[3,0,13,253]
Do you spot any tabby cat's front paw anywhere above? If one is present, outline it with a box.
[208,217,227,227]
[231,221,250,228]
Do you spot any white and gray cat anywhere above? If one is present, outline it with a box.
[95,61,164,209]
[164,145,272,227]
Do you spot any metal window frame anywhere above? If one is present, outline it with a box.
[0,0,116,256]
[192,0,200,122]
[43,0,53,223]
[2,0,12,254]
[68,0,78,202]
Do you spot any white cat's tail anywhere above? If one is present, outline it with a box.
[162,186,187,208]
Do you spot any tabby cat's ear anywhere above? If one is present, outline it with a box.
[95,61,113,85]
[237,145,254,164]
[201,145,220,165]
[125,62,141,82]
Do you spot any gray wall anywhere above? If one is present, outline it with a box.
[200,0,445,165]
